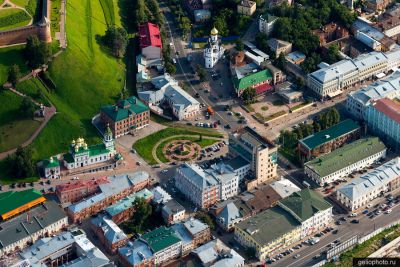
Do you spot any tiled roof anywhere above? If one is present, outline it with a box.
[373,98,400,124]
[101,96,149,122]
[139,22,162,48]
[0,189,44,216]
[305,137,387,178]
[278,189,332,221]
[141,226,181,253]
[299,119,360,150]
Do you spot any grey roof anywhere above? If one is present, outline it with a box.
[286,51,306,62]
[183,218,209,236]
[208,163,238,184]
[0,201,67,250]
[138,89,165,104]
[310,59,357,83]
[118,241,153,266]
[352,52,387,71]
[269,178,301,198]
[151,73,178,89]
[192,239,244,266]
[178,163,219,189]
[349,70,400,106]
[225,156,250,171]
[62,248,112,267]
[267,38,291,51]
[164,84,200,112]
[171,224,193,245]
[151,186,172,204]
[217,202,242,226]
[91,215,127,244]
[162,199,185,216]
[338,157,400,201]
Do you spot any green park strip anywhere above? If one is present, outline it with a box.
[0,45,27,85]
[0,8,31,31]
[99,0,115,27]
[0,119,41,152]
[16,78,51,107]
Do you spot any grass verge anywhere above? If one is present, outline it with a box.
[0,119,41,152]
[16,78,51,106]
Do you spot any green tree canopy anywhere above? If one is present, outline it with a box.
[8,64,20,87]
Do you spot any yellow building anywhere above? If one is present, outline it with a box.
[234,206,301,260]
[237,0,257,16]
[0,189,46,220]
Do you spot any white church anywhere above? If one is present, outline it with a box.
[204,27,225,69]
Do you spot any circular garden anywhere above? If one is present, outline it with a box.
[163,140,201,162]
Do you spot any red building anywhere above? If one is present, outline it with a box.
[139,22,162,60]
[55,177,109,204]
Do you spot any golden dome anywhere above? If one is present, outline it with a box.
[211,27,218,35]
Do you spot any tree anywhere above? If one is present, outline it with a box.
[25,36,52,68]
[195,211,215,230]
[9,146,35,178]
[241,88,257,104]
[313,121,321,132]
[103,27,128,58]
[165,61,176,74]
[197,66,207,82]
[235,38,244,51]
[20,97,36,119]
[325,44,341,64]
[132,197,152,232]
[136,0,148,24]
[274,52,286,69]
[7,65,20,87]
[180,17,191,38]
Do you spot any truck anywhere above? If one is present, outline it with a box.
[207,106,215,115]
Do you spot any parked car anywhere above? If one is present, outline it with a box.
[351,219,360,224]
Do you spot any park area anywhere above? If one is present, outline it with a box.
[0,0,42,30]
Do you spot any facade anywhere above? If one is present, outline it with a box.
[100,96,150,138]
[67,172,150,222]
[304,137,387,186]
[41,157,60,179]
[0,189,46,221]
[347,71,400,120]
[259,13,277,36]
[229,126,278,190]
[278,189,333,238]
[312,22,349,46]
[337,157,400,211]
[0,200,68,257]
[161,199,186,225]
[267,38,292,58]
[18,229,111,267]
[174,163,220,208]
[237,0,256,16]
[234,206,301,260]
[375,16,400,38]
[191,239,245,266]
[55,176,108,204]
[105,189,153,224]
[307,50,400,99]
[298,119,361,160]
[141,226,182,265]
[118,240,154,267]
[204,27,224,68]
[91,215,129,254]
[225,156,251,182]
[139,22,162,60]
[209,163,240,200]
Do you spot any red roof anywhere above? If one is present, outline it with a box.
[139,22,162,49]
[373,98,400,124]
[56,176,109,192]
[254,83,273,95]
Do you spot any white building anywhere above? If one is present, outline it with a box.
[259,13,277,36]
[161,199,186,225]
[204,27,225,69]
[209,163,240,200]
[151,186,172,204]
[347,71,400,120]
[304,137,387,186]
[269,177,301,198]
[307,50,400,99]
[225,156,251,182]
[278,189,333,238]
[336,157,400,211]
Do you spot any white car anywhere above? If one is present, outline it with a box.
[161,169,168,173]
[385,209,392,214]
[350,213,357,217]
[367,204,372,208]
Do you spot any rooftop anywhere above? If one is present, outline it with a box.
[269,177,301,198]
[239,0,256,7]
[299,119,360,150]
[233,126,276,150]
[279,189,332,221]
[245,185,282,212]
[151,186,172,204]
[141,226,181,253]
[178,163,219,189]
[139,22,162,49]
[56,176,108,193]
[101,96,149,122]
[105,188,153,217]
[233,68,273,91]
[338,157,400,201]
[91,215,128,244]
[235,206,301,246]
[0,189,45,218]
[372,98,400,124]
[305,137,387,178]
[192,239,244,266]
[118,241,153,266]
[225,156,250,170]
[267,38,292,51]
[162,199,185,216]
[183,218,209,236]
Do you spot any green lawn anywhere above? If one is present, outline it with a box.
[0,91,25,126]
[99,0,115,27]
[155,136,219,163]
[0,119,41,152]
[16,78,51,106]
[0,8,31,31]
[10,0,29,6]
[133,127,223,165]
[50,0,61,38]
[0,45,28,85]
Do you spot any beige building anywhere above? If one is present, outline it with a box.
[229,126,278,190]
[237,0,256,16]
[267,38,292,58]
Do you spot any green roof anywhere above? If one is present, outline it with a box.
[305,137,386,178]
[142,226,181,253]
[236,206,301,246]
[0,189,44,216]
[101,96,149,122]
[279,189,332,221]
[233,69,273,91]
[64,153,74,163]
[299,119,360,150]
[42,157,60,169]
[105,189,153,216]
[73,143,110,157]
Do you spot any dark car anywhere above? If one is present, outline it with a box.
[351,219,360,224]
[46,180,51,185]
[332,229,338,234]
[224,124,231,129]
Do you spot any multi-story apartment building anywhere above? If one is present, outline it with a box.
[259,13,277,36]
[229,126,278,190]
[67,172,150,222]
[278,189,333,238]
[298,119,361,161]
[174,163,220,209]
[366,98,400,151]
[161,199,186,225]
[337,157,400,211]
[100,96,150,138]
[267,38,292,58]
[55,176,109,204]
[234,206,301,261]
[304,137,387,186]
[307,50,400,99]
[91,215,129,254]
[347,71,400,120]
[237,0,256,16]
